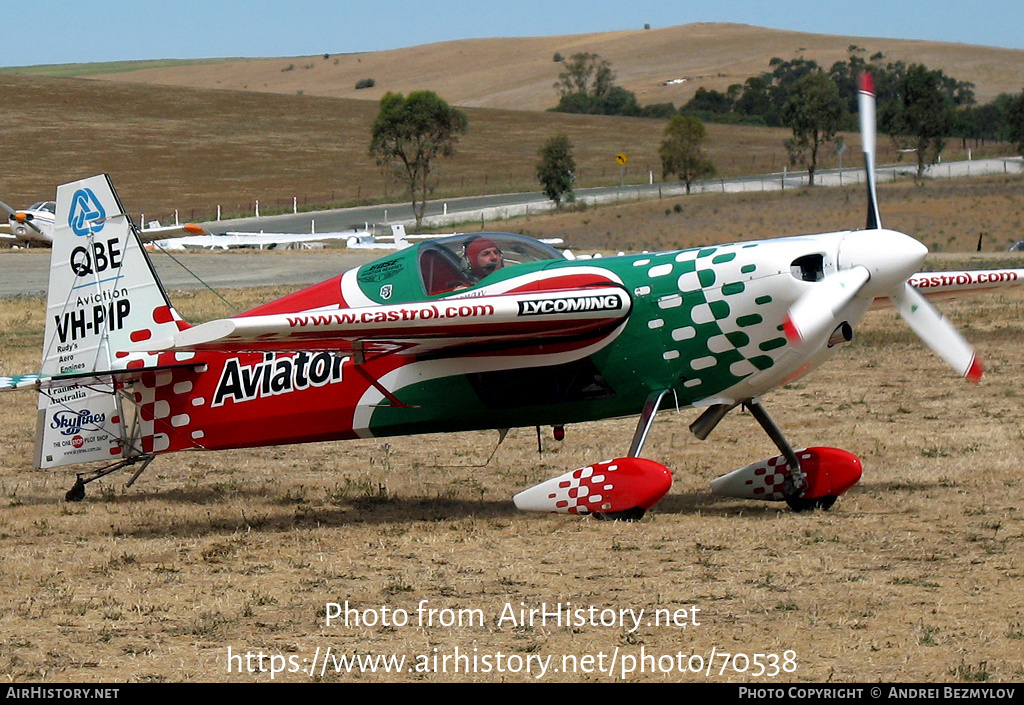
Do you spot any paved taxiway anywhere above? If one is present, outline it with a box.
[0,249,380,297]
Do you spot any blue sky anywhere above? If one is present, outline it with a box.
[4,0,1023,67]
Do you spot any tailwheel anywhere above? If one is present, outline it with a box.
[785,494,837,512]
[61,455,156,502]
[65,477,86,502]
[593,507,647,522]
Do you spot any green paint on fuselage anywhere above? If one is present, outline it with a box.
[355,236,802,439]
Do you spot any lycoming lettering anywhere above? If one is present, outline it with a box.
[517,295,622,316]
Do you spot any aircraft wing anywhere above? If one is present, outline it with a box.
[873,269,1024,306]
[138,286,632,359]
[908,269,1024,300]
[137,223,208,243]
[149,231,352,250]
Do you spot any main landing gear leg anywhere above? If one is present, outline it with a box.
[594,390,675,522]
[628,389,674,458]
[742,398,831,512]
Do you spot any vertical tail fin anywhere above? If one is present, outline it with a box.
[390,224,410,249]
[34,174,190,468]
[42,174,188,374]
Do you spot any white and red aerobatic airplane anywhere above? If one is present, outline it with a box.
[1,74,1021,516]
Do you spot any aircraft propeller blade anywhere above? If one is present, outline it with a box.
[782,267,870,345]
[854,73,980,382]
[0,198,45,234]
[859,72,882,230]
[0,198,18,219]
[891,281,983,382]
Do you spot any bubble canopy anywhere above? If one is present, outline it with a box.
[417,233,565,295]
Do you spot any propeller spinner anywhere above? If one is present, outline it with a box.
[0,198,45,235]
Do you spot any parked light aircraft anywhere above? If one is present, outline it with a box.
[1,197,206,247]
[2,75,1022,515]
[154,225,561,253]
[2,199,56,246]
[150,230,360,251]
[150,224,439,251]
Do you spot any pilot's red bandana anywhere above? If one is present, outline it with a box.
[466,237,499,262]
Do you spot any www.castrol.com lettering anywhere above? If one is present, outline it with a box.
[517,294,623,316]
[285,303,496,327]
[909,271,1018,288]
[213,352,349,407]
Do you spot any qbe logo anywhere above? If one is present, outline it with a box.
[69,188,107,237]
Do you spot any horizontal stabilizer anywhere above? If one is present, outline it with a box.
[2,361,202,394]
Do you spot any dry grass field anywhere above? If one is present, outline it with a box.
[513,174,1024,255]
[0,71,806,224]
[1,182,1023,683]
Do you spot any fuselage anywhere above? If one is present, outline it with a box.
[139,232,871,455]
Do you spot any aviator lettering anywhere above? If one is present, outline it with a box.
[213,352,348,407]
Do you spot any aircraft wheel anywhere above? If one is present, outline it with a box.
[785,494,837,512]
[593,507,646,522]
[65,478,86,502]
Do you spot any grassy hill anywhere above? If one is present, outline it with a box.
[68,23,1024,109]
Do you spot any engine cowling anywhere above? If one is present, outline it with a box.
[710,447,862,502]
[513,457,673,515]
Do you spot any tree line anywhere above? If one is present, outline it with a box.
[550,49,1024,182]
[550,52,677,119]
[682,51,1024,178]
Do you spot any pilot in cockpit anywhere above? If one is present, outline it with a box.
[464,236,504,280]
